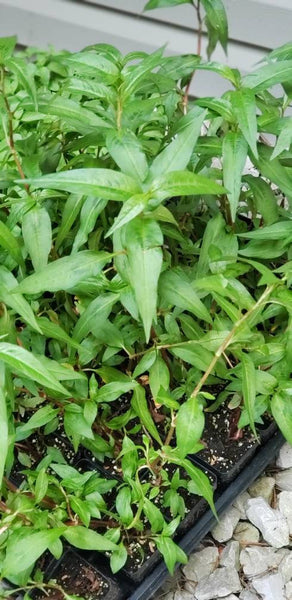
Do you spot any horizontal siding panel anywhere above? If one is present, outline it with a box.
[0,0,283,97]
[84,0,292,50]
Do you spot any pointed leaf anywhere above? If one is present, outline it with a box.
[223,131,248,222]
[271,391,292,445]
[131,385,162,444]
[14,251,110,294]
[72,196,107,253]
[176,396,205,458]
[0,220,24,266]
[159,269,212,323]
[0,343,69,395]
[230,88,258,157]
[0,366,8,488]
[201,0,228,53]
[0,267,41,332]
[22,206,52,271]
[124,218,163,341]
[106,194,148,237]
[106,129,148,183]
[63,526,117,552]
[2,528,64,577]
[151,170,225,202]
[240,353,256,436]
[20,169,141,201]
[242,60,292,91]
[7,57,38,110]
[73,293,119,343]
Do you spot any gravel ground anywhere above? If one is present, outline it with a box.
[155,443,292,600]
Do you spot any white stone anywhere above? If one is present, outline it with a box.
[246,497,290,548]
[248,476,275,504]
[194,567,242,600]
[240,546,288,577]
[233,522,260,544]
[275,468,292,491]
[277,443,292,469]
[212,507,241,542]
[233,491,251,519]
[285,581,292,600]
[220,541,240,570]
[182,546,219,582]
[252,573,285,600]
[239,592,258,600]
[174,592,194,600]
[278,491,292,534]
[278,551,292,583]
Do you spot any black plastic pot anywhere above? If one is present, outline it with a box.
[41,549,122,600]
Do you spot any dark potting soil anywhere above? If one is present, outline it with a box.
[197,405,258,474]
[35,553,110,600]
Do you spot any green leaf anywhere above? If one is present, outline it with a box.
[124,218,163,342]
[0,366,8,488]
[0,267,41,333]
[14,251,110,294]
[72,196,107,253]
[120,47,164,100]
[73,293,119,343]
[17,405,59,433]
[35,468,49,503]
[254,144,292,200]
[22,206,52,272]
[242,60,292,91]
[6,57,38,110]
[63,526,118,552]
[149,107,207,180]
[223,131,248,222]
[110,544,128,574]
[170,342,215,372]
[156,537,187,575]
[230,89,258,158]
[106,194,148,237]
[0,342,69,395]
[43,97,111,134]
[131,385,162,444]
[36,317,81,350]
[238,221,292,240]
[106,129,149,183]
[240,353,256,436]
[55,194,84,250]
[201,0,228,54]
[66,51,119,84]
[244,175,278,225]
[69,497,91,527]
[180,458,216,515]
[116,487,133,525]
[2,528,64,577]
[0,220,24,267]
[271,391,292,445]
[151,170,225,203]
[144,0,191,9]
[94,381,136,403]
[143,498,165,533]
[149,353,170,400]
[176,396,205,458]
[133,350,156,378]
[21,169,141,201]
[0,36,17,63]
[159,269,212,323]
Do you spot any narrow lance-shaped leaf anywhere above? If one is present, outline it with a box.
[14,251,111,295]
[22,206,52,272]
[149,107,207,181]
[0,343,69,395]
[0,36,17,63]
[0,364,8,488]
[106,129,149,183]
[19,169,141,201]
[271,391,292,445]
[55,194,85,251]
[131,385,162,444]
[151,170,226,204]
[230,88,258,158]
[244,175,278,225]
[240,353,257,437]
[6,57,38,110]
[63,526,118,552]
[0,220,24,267]
[72,196,107,253]
[223,131,248,222]
[43,97,111,134]
[124,217,163,341]
[159,269,212,324]
[105,193,148,238]
[242,60,292,92]
[120,47,164,100]
[254,144,292,201]
[176,396,205,458]
[0,266,41,332]
[2,528,65,578]
[73,293,119,343]
[201,0,228,54]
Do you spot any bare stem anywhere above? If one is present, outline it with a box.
[183,0,203,113]
[0,67,29,192]
[191,284,276,398]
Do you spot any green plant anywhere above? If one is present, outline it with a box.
[0,4,292,593]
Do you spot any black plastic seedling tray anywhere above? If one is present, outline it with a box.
[6,429,284,600]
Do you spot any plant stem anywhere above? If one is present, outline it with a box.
[191,284,276,398]
[0,67,29,192]
[183,0,203,113]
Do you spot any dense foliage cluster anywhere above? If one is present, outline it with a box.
[0,0,292,593]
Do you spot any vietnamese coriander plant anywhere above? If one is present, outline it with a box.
[0,0,292,594]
